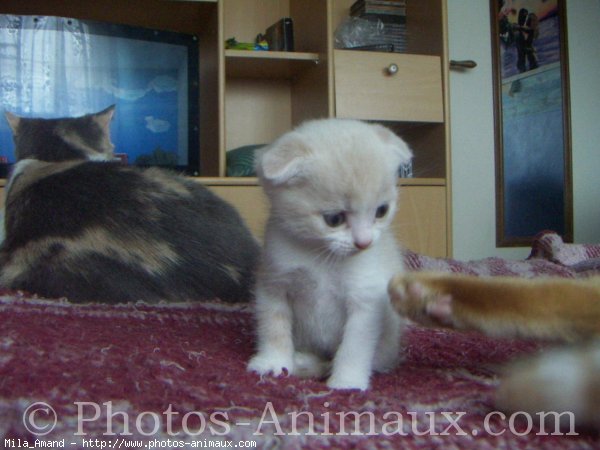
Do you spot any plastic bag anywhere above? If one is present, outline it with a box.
[334,17,385,50]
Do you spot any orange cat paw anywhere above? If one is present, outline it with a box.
[388,273,453,327]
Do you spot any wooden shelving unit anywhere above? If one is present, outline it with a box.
[0,0,452,257]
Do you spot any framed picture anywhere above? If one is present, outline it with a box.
[490,0,572,247]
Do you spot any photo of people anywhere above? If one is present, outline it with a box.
[497,0,561,78]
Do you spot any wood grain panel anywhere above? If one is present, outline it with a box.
[224,79,292,151]
[334,50,444,123]
[206,185,269,240]
[207,184,448,257]
[394,186,448,257]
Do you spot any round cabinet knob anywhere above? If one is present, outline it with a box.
[387,63,398,75]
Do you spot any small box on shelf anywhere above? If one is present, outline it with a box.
[265,17,294,51]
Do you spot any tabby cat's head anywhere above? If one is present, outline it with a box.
[5,106,116,163]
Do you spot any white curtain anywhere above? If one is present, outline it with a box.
[0,15,110,117]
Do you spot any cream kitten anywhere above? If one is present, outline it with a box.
[247,119,412,390]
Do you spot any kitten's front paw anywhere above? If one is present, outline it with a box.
[247,352,294,377]
[326,373,369,391]
[388,273,453,327]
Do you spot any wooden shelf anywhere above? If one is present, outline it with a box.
[400,178,446,186]
[225,50,320,79]
[198,176,260,186]
[0,174,445,188]
[197,177,446,187]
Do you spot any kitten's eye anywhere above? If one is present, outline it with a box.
[375,204,389,219]
[323,212,346,227]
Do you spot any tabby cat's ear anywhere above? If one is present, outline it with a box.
[5,111,21,133]
[93,105,116,134]
[256,133,311,185]
[373,124,413,164]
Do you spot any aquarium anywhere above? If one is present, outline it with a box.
[0,14,200,176]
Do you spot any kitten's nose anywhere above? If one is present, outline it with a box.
[351,221,373,250]
[354,239,372,250]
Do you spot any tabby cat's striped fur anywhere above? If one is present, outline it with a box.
[1,107,259,303]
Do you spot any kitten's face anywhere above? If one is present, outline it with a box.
[258,119,412,256]
[5,106,116,162]
[275,175,398,256]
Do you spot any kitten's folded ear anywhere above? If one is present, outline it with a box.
[256,133,311,185]
[373,124,413,164]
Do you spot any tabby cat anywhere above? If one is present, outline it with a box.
[389,272,600,428]
[1,106,259,303]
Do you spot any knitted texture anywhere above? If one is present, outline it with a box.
[2,233,600,448]
[528,231,600,266]
[1,293,598,448]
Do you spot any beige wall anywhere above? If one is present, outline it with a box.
[448,0,600,260]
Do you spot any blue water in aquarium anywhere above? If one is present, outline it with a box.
[0,15,195,170]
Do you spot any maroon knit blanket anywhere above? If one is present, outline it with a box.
[1,232,599,449]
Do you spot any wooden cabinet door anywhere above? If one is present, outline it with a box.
[206,185,269,240]
[394,185,448,257]
[334,50,444,123]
